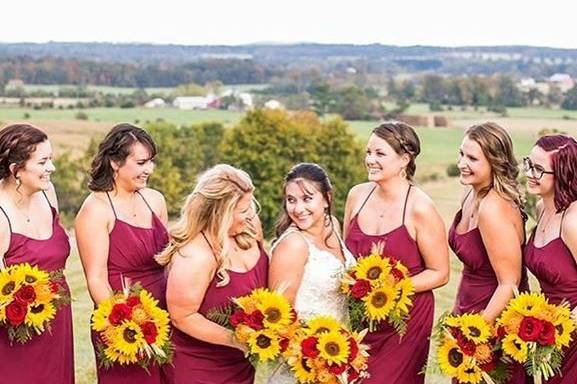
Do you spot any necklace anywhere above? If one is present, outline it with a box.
[539,210,555,233]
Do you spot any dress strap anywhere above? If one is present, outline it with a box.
[560,209,568,238]
[135,190,154,214]
[0,205,12,234]
[354,185,377,218]
[271,228,311,254]
[105,192,118,219]
[201,231,219,264]
[402,184,412,225]
[461,188,473,208]
[41,190,56,219]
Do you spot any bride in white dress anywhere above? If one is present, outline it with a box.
[266,163,356,383]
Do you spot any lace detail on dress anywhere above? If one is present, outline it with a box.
[265,229,356,383]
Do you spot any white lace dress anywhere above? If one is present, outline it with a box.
[265,229,357,384]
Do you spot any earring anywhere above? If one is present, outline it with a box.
[15,176,21,187]
[324,208,331,227]
[400,168,407,179]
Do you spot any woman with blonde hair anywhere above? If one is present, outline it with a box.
[159,164,268,384]
[449,122,528,382]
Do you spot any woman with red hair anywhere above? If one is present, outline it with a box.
[524,134,577,383]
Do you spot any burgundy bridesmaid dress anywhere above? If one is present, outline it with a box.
[0,194,74,384]
[525,210,577,384]
[345,185,434,384]
[92,191,171,384]
[449,208,528,383]
[171,240,268,384]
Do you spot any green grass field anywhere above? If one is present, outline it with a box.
[2,104,576,383]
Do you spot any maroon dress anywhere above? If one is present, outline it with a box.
[171,240,269,384]
[0,195,74,384]
[525,210,577,384]
[449,209,528,383]
[92,191,171,384]
[345,185,434,384]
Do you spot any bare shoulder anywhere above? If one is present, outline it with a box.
[139,188,166,209]
[347,182,374,203]
[272,231,309,259]
[175,236,218,272]
[331,215,342,234]
[44,182,59,208]
[478,190,518,221]
[76,192,114,224]
[563,201,577,229]
[408,186,437,219]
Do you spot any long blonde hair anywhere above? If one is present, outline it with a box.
[465,122,523,208]
[156,164,256,287]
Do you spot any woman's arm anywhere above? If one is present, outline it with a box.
[75,196,114,305]
[268,233,308,305]
[410,193,450,292]
[166,243,244,350]
[478,195,523,323]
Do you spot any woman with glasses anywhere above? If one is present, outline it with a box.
[157,164,267,384]
[523,135,577,383]
[449,122,528,382]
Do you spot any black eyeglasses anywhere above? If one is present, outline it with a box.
[522,157,554,180]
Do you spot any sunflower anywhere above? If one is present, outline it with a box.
[138,290,160,315]
[255,291,292,330]
[234,294,258,313]
[131,306,150,324]
[456,359,483,384]
[473,343,493,363]
[437,338,465,377]
[292,356,317,383]
[354,254,391,283]
[317,331,350,365]
[0,269,20,303]
[501,334,528,363]
[92,299,114,331]
[111,320,146,357]
[508,292,547,317]
[247,329,281,362]
[0,306,5,322]
[104,346,138,365]
[363,285,397,321]
[33,283,56,303]
[444,315,462,328]
[11,263,49,287]
[497,307,524,334]
[393,278,414,315]
[306,316,342,335]
[25,301,56,331]
[554,317,576,348]
[459,314,491,344]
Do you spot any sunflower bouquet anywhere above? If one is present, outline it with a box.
[282,315,370,384]
[0,262,69,344]
[431,312,509,384]
[208,288,298,365]
[495,291,575,383]
[341,242,414,334]
[91,283,172,371]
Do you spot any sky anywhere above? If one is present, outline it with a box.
[1,0,576,48]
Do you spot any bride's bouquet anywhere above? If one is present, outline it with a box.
[0,262,70,344]
[341,242,414,334]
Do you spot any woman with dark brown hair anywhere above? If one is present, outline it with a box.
[343,121,449,384]
[75,123,172,383]
[524,134,577,383]
[0,124,74,383]
[449,122,528,382]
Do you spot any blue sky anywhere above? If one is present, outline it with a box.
[2,0,575,48]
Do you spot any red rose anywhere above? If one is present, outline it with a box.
[348,369,360,381]
[456,333,476,356]
[390,268,404,283]
[126,296,141,308]
[348,337,359,362]
[6,301,28,326]
[328,363,347,375]
[141,321,158,344]
[245,310,264,330]
[518,316,544,342]
[108,303,132,325]
[279,337,289,353]
[496,326,507,339]
[538,320,556,346]
[230,310,248,327]
[49,281,60,293]
[388,256,399,266]
[301,336,320,358]
[350,279,371,299]
[14,285,36,304]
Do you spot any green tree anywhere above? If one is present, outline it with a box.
[561,86,577,110]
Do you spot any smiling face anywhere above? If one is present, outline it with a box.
[365,133,408,182]
[525,145,555,197]
[112,142,155,192]
[13,140,55,192]
[228,192,257,236]
[284,179,329,231]
[457,135,492,188]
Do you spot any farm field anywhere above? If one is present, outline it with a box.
[1,105,576,383]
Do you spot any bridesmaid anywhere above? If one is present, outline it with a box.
[449,122,528,382]
[75,124,171,383]
[0,124,74,383]
[344,121,449,384]
[524,134,577,383]
[157,164,267,384]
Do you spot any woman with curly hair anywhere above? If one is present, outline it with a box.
[449,122,528,382]
[524,134,577,383]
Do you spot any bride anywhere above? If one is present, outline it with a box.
[267,163,356,383]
